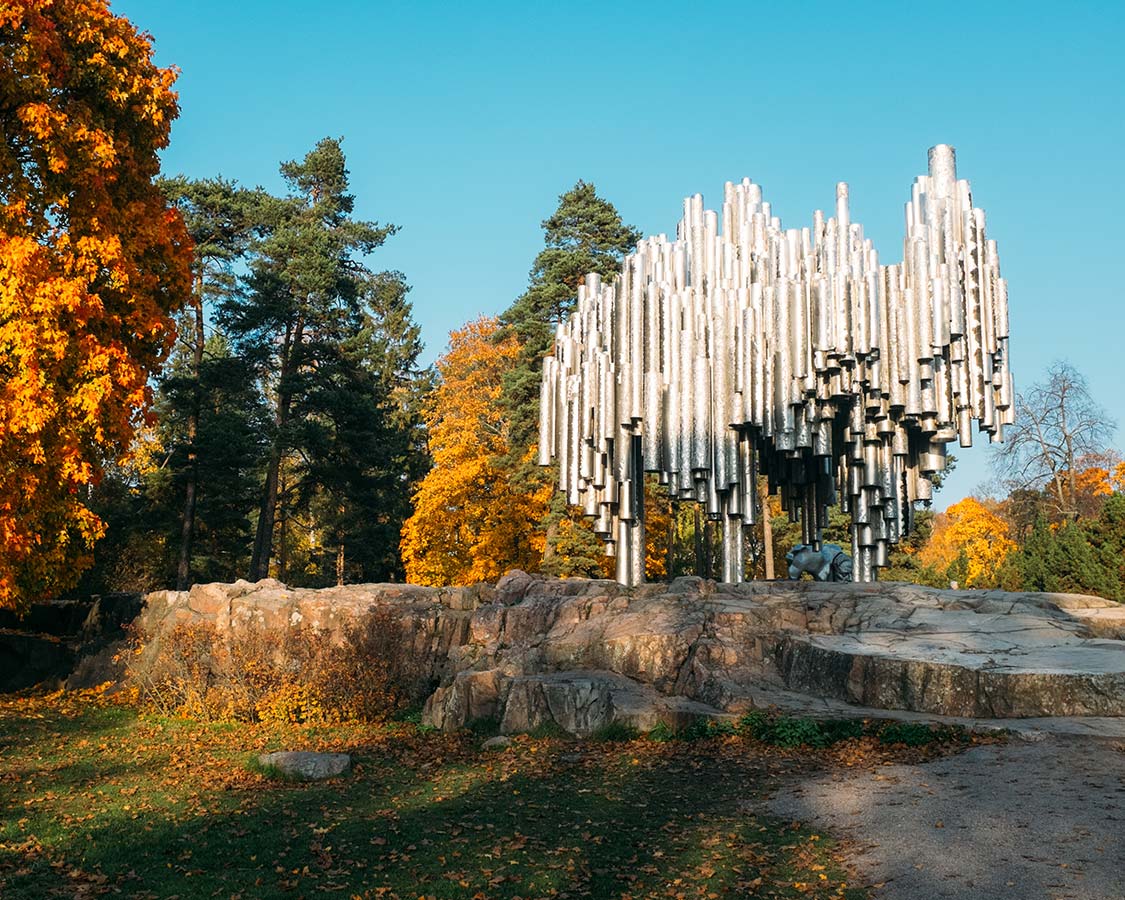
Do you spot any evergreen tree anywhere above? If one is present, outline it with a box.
[1001,515,1117,598]
[155,335,269,583]
[78,335,269,593]
[355,271,435,578]
[220,138,419,583]
[502,181,642,453]
[1011,516,1055,592]
[1081,493,1125,600]
[292,314,421,584]
[1048,522,1115,597]
[500,182,641,575]
[159,176,265,588]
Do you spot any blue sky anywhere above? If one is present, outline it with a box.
[114,0,1124,508]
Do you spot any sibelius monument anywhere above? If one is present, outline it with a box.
[537,145,1013,586]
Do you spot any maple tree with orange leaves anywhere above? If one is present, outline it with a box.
[0,1,192,609]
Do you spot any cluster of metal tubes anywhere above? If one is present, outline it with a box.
[537,145,1014,585]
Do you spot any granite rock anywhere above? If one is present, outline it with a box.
[258,751,350,780]
[132,578,1125,732]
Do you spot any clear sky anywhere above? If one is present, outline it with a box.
[113,0,1124,509]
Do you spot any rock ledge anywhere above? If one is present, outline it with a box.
[134,574,1125,735]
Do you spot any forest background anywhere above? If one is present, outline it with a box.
[1,1,1123,614]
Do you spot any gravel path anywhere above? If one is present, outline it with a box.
[769,736,1125,900]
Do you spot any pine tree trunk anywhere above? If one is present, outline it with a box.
[542,519,558,564]
[249,318,301,581]
[175,276,206,591]
[703,517,714,580]
[277,469,288,583]
[542,489,564,567]
[250,447,281,581]
[336,506,346,586]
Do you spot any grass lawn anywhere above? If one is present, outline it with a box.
[0,689,977,899]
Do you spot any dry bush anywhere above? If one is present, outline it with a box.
[126,607,421,724]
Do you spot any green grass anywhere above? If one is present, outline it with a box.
[0,692,936,900]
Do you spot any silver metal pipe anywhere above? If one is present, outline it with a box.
[538,145,1012,586]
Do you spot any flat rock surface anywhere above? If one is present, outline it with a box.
[805,630,1125,674]
[769,736,1125,900]
[258,751,351,780]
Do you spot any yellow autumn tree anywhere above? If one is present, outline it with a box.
[918,497,1016,587]
[401,318,550,585]
[1112,461,1125,494]
[0,1,192,610]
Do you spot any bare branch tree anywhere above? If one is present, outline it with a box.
[991,361,1116,520]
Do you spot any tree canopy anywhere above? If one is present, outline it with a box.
[992,361,1117,521]
[401,317,549,585]
[0,0,192,610]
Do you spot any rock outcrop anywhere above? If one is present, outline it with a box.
[132,575,1125,734]
[0,592,143,692]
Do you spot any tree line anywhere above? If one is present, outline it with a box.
[3,1,1122,608]
[80,139,430,593]
[400,198,1125,597]
[63,161,1125,599]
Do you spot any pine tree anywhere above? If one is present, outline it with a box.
[220,138,399,582]
[155,335,269,583]
[292,316,419,584]
[500,182,641,575]
[1048,523,1115,598]
[1081,494,1125,600]
[159,176,266,588]
[502,181,642,453]
[1013,517,1055,592]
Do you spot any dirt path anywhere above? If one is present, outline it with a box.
[769,735,1125,900]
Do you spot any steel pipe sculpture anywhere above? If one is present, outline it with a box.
[538,145,1013,585]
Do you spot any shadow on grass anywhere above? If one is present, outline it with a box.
[1,734,861,900]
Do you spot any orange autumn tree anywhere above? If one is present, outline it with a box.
[0,2,192,610]
[918,497,1016,587]
[401,318,550,585]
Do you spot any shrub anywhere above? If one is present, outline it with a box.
[738,710,864,748]
[591,721,640,742]
[877,721,952,747]
[769,717,829,748]
[738,709,771,741]
[642,717,737,742]
[126,607,420,724]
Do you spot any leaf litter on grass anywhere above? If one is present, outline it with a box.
[0,690,994,900]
